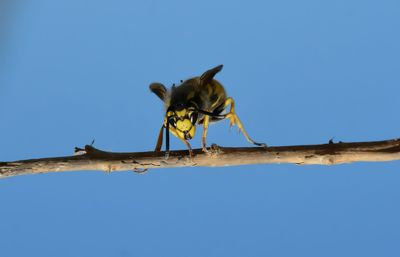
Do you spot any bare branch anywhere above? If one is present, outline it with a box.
[1,138,400,178]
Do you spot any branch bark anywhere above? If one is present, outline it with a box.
[1,138,400,178]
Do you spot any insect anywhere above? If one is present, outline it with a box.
[149,65,266,157]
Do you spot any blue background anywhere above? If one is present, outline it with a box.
[1,1,400,256]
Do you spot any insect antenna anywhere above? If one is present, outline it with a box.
[196,109,225,119]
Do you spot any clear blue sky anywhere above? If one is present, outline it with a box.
[1,1,400,256]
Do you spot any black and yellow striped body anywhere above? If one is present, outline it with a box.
[149,64,266,157]
[169,78,227,124]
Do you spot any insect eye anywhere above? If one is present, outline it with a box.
[189,112,198,124]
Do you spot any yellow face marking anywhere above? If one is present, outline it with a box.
[176,122,196,140]
[176,119,192,131]
[175,109,187,118]
[165,108,197,140]
[167,110,174,117]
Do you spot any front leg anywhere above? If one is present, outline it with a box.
[201,115,210,153]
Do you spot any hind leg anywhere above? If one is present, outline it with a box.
[223,97,267,147]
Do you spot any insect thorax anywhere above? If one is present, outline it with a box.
[169,79,227,113]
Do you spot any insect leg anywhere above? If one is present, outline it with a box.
[181,138,193,157]
[165,119,170,158]
[155,124,164,152]
[224,97,236,128]
[223,97,267,147]
[166,125,194,157]
[201,115,210,152]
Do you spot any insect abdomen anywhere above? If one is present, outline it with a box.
[202,80,226,112]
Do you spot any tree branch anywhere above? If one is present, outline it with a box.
[1,138,400,178]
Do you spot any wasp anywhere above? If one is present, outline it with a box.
[149,65,266,157]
